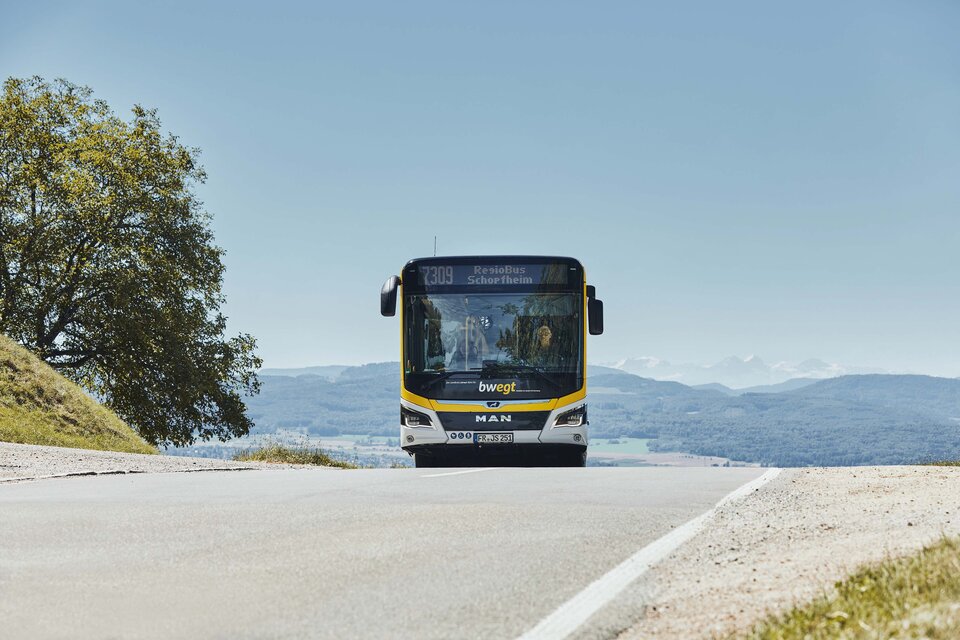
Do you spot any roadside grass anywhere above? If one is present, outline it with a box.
[739,536,960,639]
[0,334,156,454]
[233,444,359,469]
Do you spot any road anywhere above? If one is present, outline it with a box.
[0,466,766,639]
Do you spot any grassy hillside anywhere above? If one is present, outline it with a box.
[234,444,358,469]
[0,334,155,454]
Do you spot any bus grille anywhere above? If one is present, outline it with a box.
[437,411,550,431]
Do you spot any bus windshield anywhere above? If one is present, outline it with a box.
[403,292,583,399]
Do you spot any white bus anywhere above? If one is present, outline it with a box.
[381,256,603,467]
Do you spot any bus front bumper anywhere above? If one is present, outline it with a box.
[399,398,589,457]
[400,425,587,450]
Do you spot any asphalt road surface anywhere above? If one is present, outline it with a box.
[0,466,765,639]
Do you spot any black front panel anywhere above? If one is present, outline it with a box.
[405,372,581,401]
[437,411,550,431]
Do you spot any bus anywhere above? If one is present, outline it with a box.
[380,256,603,467]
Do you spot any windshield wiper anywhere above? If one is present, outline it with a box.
[480,361,564,391]
[422,370,468,391]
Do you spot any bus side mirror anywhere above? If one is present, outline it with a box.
[381,275,400,317]
[588,297,604,335]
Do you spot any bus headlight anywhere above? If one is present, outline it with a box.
[554,405,587,427]
[401,405,433,428]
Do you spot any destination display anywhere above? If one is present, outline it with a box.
[416,263,570,288]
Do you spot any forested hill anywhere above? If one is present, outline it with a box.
[246,366,960,467]
[787,375,960,421]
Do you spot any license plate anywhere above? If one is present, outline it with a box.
[474,433,513,444]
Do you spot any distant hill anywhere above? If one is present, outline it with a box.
[697,378,819,395]
[738,378,818,394]
[246,364,397,437]
[589,373,726,401]
[586,364,629,377]
[788,375,960,422]
[589,372,960,465]
[259,362,399,382]
[258,365,351,380]
[642,388,959,467]
[0,334,155,454]
[693,382,736,395]
[244,363,960,467]
[609,355,879,388]
[338,362,400,380]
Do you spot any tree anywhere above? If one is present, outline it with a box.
[0,76,261,446]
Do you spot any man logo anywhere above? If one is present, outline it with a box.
[486,401,501,408]
[476,414,512,423]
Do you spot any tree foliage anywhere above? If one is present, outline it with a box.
[0,76,260,446]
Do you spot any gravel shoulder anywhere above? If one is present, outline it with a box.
[0,441,320,482]
[618,465,960,639]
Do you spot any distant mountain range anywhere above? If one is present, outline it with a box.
[691,378,820,395]
[260,356,883,389]
[606,355,884,388]
[259,365,351,380]
[247,362,960,467]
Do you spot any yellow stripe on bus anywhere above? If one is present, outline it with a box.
[400,386,587,413]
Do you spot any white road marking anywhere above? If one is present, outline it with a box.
[517,468,783,640]
[420,467,498,478]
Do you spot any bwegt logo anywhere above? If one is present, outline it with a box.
[478,381,517,395]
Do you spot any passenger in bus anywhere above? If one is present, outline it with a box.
[446,315,491,369]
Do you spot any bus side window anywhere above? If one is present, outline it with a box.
[423,301,445,369]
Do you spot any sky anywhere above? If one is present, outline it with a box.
[3,1,959,375]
